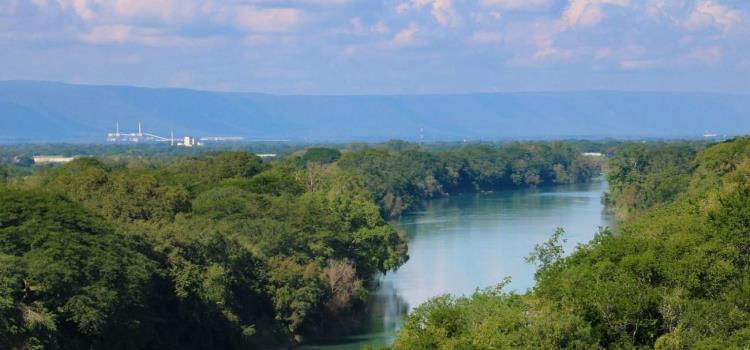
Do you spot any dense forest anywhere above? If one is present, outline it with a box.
[0,141,599,349]
[338,141,602,218]
[390,137,750,349]
[1,152,407,349]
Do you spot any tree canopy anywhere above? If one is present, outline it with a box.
[0,140,603,348]
[392,137,750,349]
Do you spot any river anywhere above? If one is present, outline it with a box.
[303,179,611,349]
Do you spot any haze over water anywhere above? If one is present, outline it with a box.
[304,178,611,349]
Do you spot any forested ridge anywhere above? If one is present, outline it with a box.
[390,137,750,349]
[0,141,598,349]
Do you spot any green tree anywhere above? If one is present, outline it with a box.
[0,188,157,349]
[300,148,342,165]
[212,151,266,180]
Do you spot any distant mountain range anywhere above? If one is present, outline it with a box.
[1,80,748,143]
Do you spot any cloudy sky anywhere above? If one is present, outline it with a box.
[1,0,749,94]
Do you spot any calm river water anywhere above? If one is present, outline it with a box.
[303,179,611,349]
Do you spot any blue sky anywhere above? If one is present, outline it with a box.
[1,0,749,94]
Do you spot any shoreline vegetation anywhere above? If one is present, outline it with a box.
[0,140,603,349]
[388,137,750,349]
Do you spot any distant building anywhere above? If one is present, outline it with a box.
[177,136,202,147]
[582,152,604,157]
[33,155,76,164]
[257,154,277,158]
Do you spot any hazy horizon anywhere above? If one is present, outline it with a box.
[1,80,748,143]
[4,79,750,97]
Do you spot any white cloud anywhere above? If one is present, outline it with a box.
[65,0,96,20]
[563,1,602,27]
[31,0,303,33]
[348,17,389,35]
[684,1,742,33]
[479,0,552,11]
[16,0,750,85]
[533,38,573,61]
[111,0,168,19]
[234,6,300,33]
[501,19,563,62]
[562,0,630,28]
[80,25,133,44]
[294,0,352,5]
[471,11,502,24]
[341,21,421,55]
[396,0,460,26]
[395,2,411,14]
[432,0,459,26]
[507,19,647,66]
[645,0,683,24]
[391,21,420,46]
[373,21,389,34]
[35,0,192,21]
[108,0,206,22]
[25,0,313,49]
[79,24,221,47]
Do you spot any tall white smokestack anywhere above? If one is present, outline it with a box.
[138,122,142,136]
[116,121,120,136]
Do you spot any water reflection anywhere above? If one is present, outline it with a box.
[301,280,407,349]
[302,179,610,349]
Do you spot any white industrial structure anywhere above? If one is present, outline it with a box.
[107,122,173,143]
[106,122,244,147]
[33,156,77,164]
[200,136,244,142]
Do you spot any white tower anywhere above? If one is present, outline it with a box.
[138,122,143,136]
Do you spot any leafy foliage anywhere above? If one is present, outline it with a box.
[0,188,157,349]
[339,142,601,217]
[300,147,342,165]
[606,142,698,219]
[0,140,602,348]
[0,150,408,348]
[394,279,597,350]
[392,137,750,349]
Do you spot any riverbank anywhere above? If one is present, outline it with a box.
[389,137,750,349]
[302,178,611,349]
